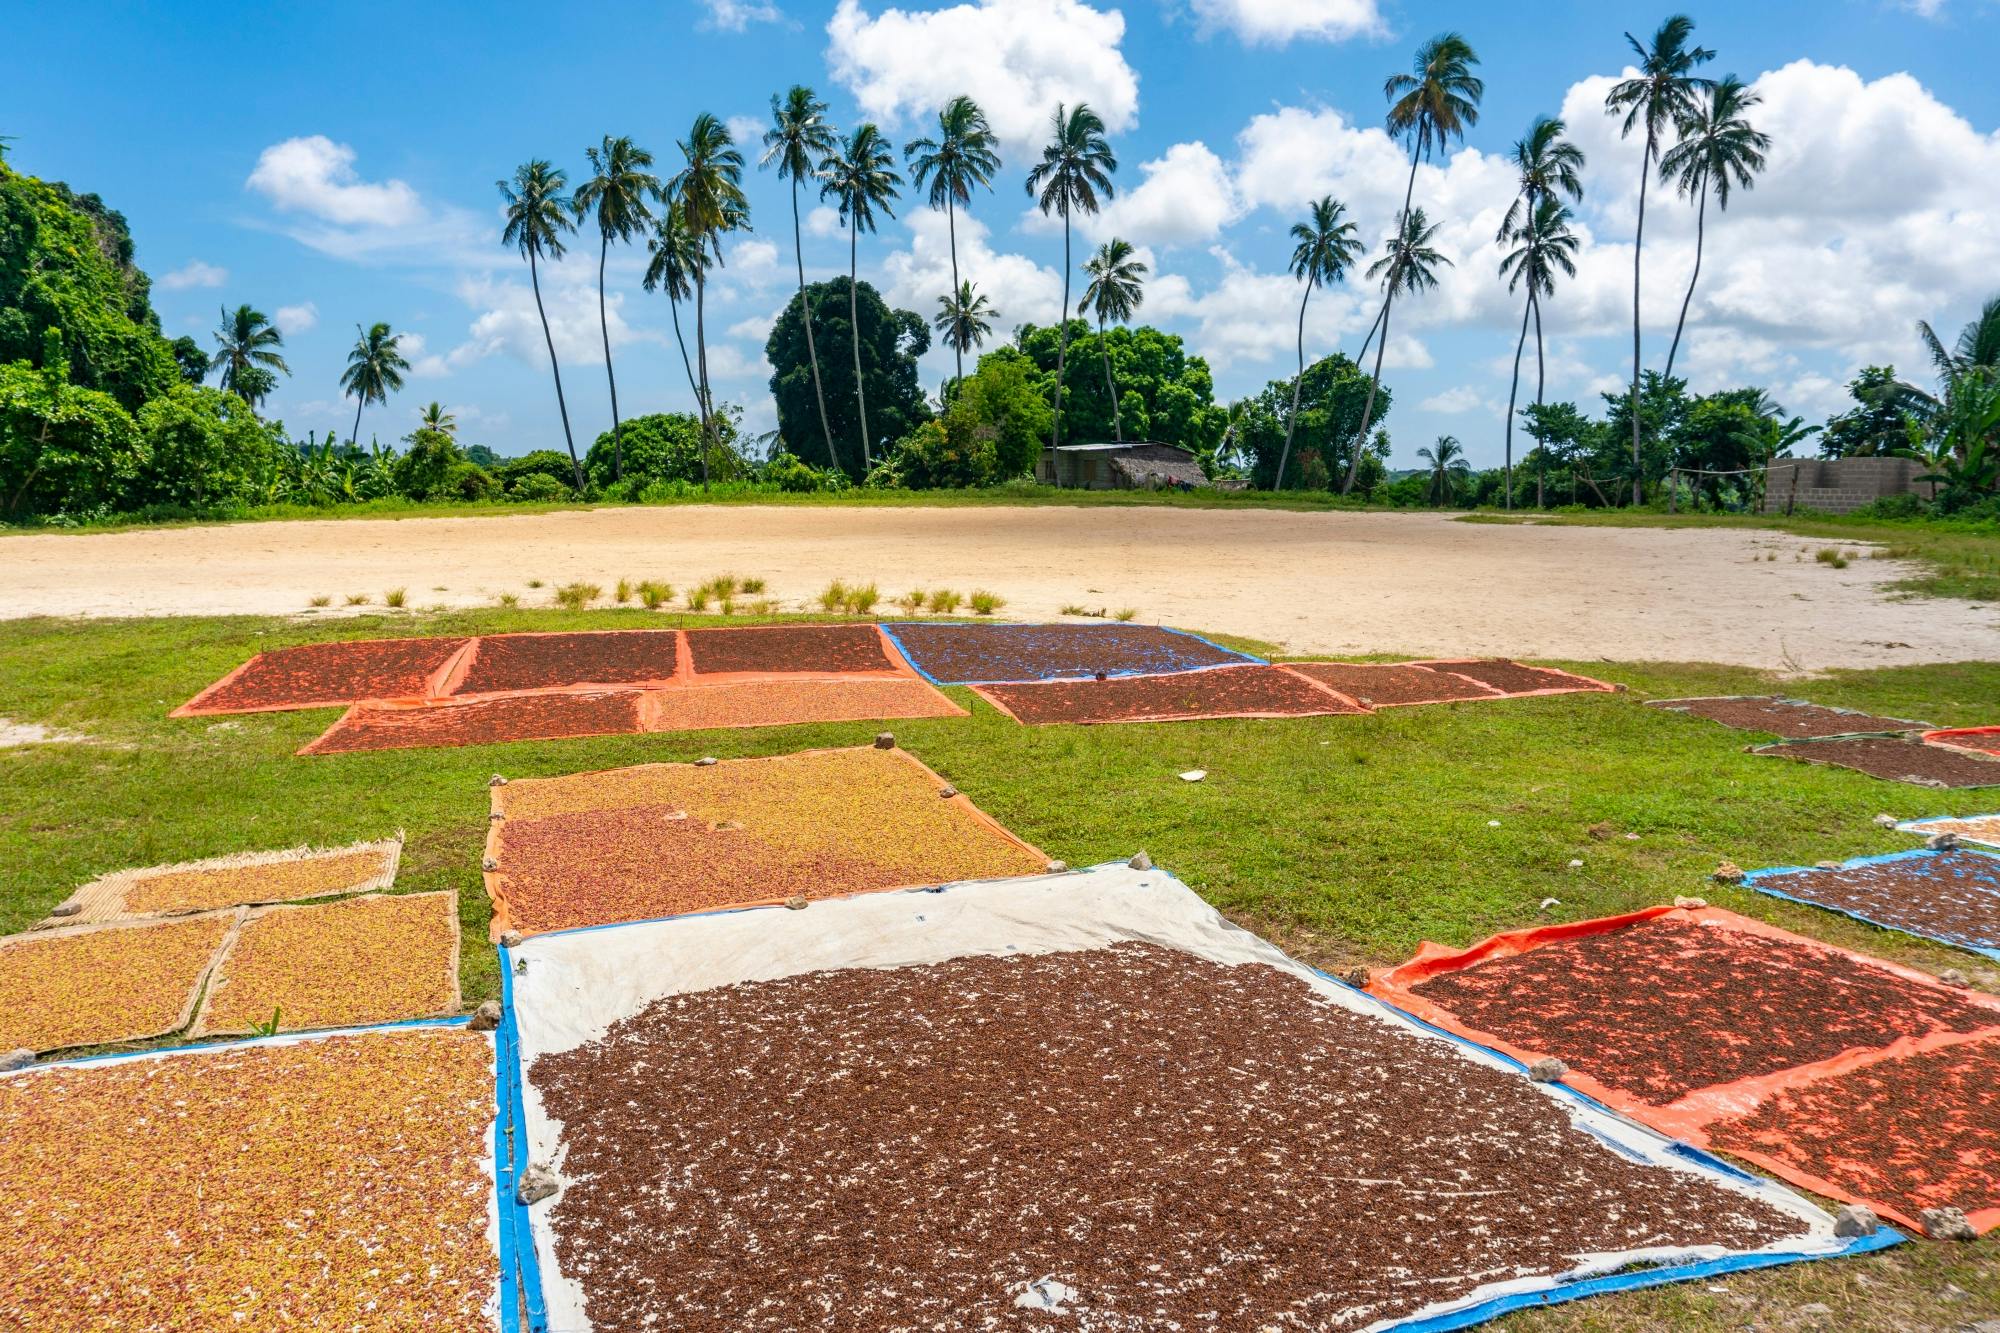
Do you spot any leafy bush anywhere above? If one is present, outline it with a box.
[507,472,569,503]
[133,383,285,509]
[762,450,850,493]
[443,460,499,502]
[873,415,996,490]
[0,336,145,518]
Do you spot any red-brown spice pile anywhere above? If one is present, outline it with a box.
[1647,696,1926,738]
[1413,658,1613,696]
[1757,736,2000,788]
[303,690,646,755]
[685,624,895,675]
[178,636,467,713]
[1286,661,1503,707]
[978,664,1366,725]
[1408,917,1996,1105]
[530,942,1800,1332]
[450,630,681,694]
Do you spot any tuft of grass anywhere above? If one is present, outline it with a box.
[637,580,674,610]
[307,595,331,608]
[749,598,779,615]
[1114,607,1138,622]
[526,579,544,590]
[844,581,879,615]
[819,579,850,613]
[686,587,709,612]
[344,593,369,606]
[497,593,519,608]
[740,577,766,594]
[718,597,737,616]
[927,588,962,614]
[383,588,407,609]
[1816,547,1850,569]
[703,574,742,599]
[614,579,633,603]
[553,582,601,611]
[895,590,926,616]
[969,589,1005,615]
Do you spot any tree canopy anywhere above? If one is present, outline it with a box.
[766,276,930,476]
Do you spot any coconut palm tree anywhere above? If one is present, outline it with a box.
[1340,209,1451,495]
[339,322,410,448]
[642,196,711,435]
[1499,200,1579,509]
[934,281,994,365]
[1384,33,1484,228]
[905,96,1001,385]
[574,135,659,482]
[1025,103,1117,451]
[670,113,750,489]
[1498,116,1585,243]
[1659,77,1769,381]
[1278,196,1363,490]
[1417,435,1471,506]
[417,402,457,436]
[1921,296,2000,384]
[761,86,840,467]
[1078,238,1147,442]
[211,304,289,407]
[1606,15,1715,503]
[819,122,901,468]
[498,159,584,490]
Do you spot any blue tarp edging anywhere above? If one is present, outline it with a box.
[1743,847,2000,962]
[16,1013,472,1071]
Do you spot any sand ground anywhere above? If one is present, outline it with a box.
[1,506,1993,671]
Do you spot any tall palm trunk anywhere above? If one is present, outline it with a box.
[1663,182,1707,382]
[947,196,964,386]
[1354,301,1386,367]
[668,295,704,438]
[529,244,583,492]
[1098,315,1121,441]
[1399,146,1420,226]
[1052,210,1072,450]
[1532,289,1547,509]
[350,396,366,450]
[1342,291,1394,495]
[694,269,714,490]
[1277,282,1312,490]
[597,233,624,482]
[847,230,871,468]
[791,178,838,471]
[1628,131,1654,506]
[1503,290,1532,511]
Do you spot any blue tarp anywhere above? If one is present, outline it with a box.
[1744,847,2000,961]
[880,620,1260,685]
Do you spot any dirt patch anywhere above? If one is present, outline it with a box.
[0,1028,496,1330]
[448,630,680,694]
[685,623,896,676]
[302,690,647,755]
[1747,849,2000,956]
[0,718,90,747]
[1648,695,1929,738]
[529,940,1800,1333]
[887,621,1251,683]
[1407,916,1995,1106]
[1756,736,2000,788]
[976,663,1364,725]
[176,635,468,714]
[487,746,1045,936]
[1416,658,1616,696]
[1708,1034,2000,1231]
[1286,660,1504,706]
[0,914,234,1053]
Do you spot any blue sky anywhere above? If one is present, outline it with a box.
[8,0,1995,466]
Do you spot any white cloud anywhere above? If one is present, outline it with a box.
[443,264,655,372]
[246,136,423,227]
[826,0,1140,154]
[1085,141,1238,247]
[729,312,779,343]
[1419,385,1495,415]
[1147,248,1370,372]
[273,302,319,335]
[879,209,1062,346]
[725,114,766,146]
[807,205,844,238]
[1186,0,1382,46]
[700,0,784,29]
[159,260,228,291]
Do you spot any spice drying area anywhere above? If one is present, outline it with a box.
[6,615,2000,1330]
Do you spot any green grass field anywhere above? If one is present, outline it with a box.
[1,607,1994,1327]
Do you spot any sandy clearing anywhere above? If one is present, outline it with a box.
[0,507,1993,671]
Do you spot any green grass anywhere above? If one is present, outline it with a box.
[0,607,1994,1325]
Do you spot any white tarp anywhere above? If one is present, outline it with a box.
[502,863,1876,1333]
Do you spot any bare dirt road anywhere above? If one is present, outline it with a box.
[1,507,1992,671]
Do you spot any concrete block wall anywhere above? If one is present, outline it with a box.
[1763,456,1932,514]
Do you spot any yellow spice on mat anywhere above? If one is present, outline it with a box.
[0,1029,496,1332]
[199,893,459,1034]
[0,916,231,1053]
[124,848,393,915]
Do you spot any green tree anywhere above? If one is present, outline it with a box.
[418,401,457,436]
[950,346,1051,479]
[211,304,289,408]
[574,135,659,481]
[1236,352,1387,491]
[170,336,209,386]
[819,123,901,468]
[583,410,738,490]
[935,281,994,364]
[1384,33,1484,228]
[1498,115,1585,244]
[1520,400,1599,504]
[1606,14,1715,503]
[1660,75,1770,380]
[498,159,583,489]
[760,86,841,468]
[135,382,285,509]
[338,322,409,447]
[0,331,144,517]
[1344,209,1451,494]
[1417,434,1470,506]
[905,95,1001,385]
[1818,366,1907,458]
[1280,195,1362,489]
[1499,199,1578,508]
[1013,322,1224,456]
[390,425,464,499]
[671,113,751,489]
[642,197,710,442]
[766,276,930,478]
[1077,237,1146,441]
[1025,103,1116,451]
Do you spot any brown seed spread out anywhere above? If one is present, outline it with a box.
[491,747,1044,934]
[196,893,460,1035]
[1756,736,2000,788]
[1646,696,1926,738]
[449,630,682,695]
[123,848,394,916]
[1707,1033,2000,1226]
[888,621,1252,684]
[303,690,648,755]
[178,636,468,713]
[1286,661,1504,707]
[977,664,1367,726]
[1750,849,2000,954]
[1409,917,1995,1106]
[1412,658,1614,696]
[643,677,962,733]
[685,624,896,676]
[0,916,232,1053]
[529,942,1801,1333]
[0,1029,496,1331]
[1912,813,2000,849]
